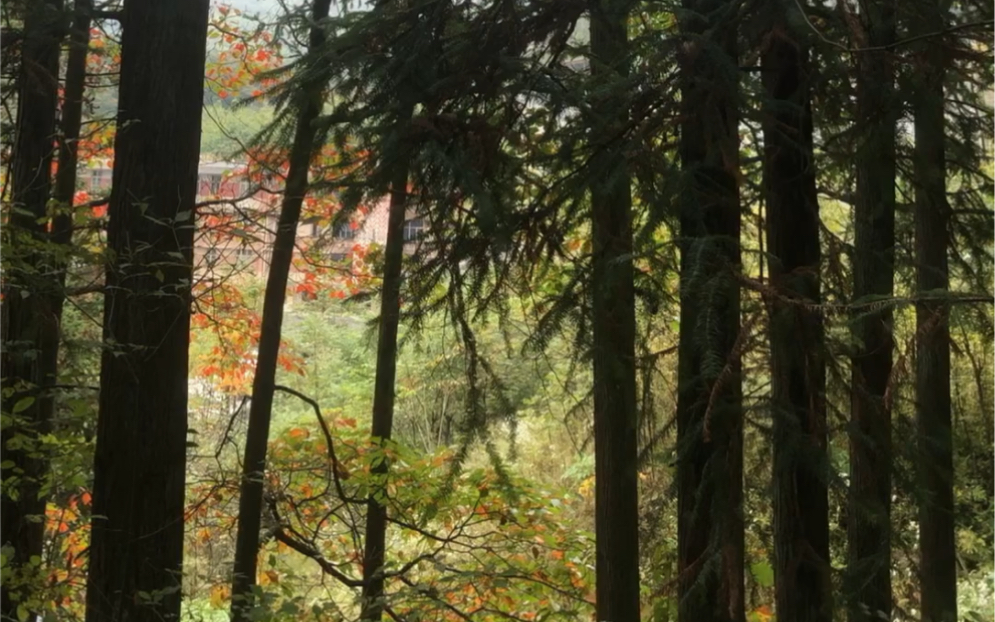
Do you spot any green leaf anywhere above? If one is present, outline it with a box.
[12,397,35,414]
[750,561,774,588]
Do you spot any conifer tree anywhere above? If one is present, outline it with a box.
[356,8,421,613]
[84,0,210,620]
[847,2,896,620]
[360,129,412,622]
[675,1,744,620]
[52,0,92,229]
[760,1,831,620]
[0,1,63,616]
[588,0,641,619]
[230,1,332,619]
[912,1,956,619]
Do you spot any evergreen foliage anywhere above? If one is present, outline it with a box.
[0,0,991,621]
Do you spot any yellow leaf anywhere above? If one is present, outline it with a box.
[209,584,230,608]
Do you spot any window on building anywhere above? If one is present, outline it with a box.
[333,222,356,240]
[235,246,255,265]
[89,169,108,191]
[328,252,349,264]
[200,174,222,195]
[204,248,220,266]
[403,217,425,242]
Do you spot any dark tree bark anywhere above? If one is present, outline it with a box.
[83,1,209,620]
[912,2,956,620]
[588,1,641,620]
[52,0,92,241]
[760,4,831,622]
[846,2,896,620]
[359,145,411,622]
[0,1,63,617]
[676,2,744,621]
[230,1,332,619]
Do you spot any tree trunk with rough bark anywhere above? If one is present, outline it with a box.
[761,3,831,621]
[84,1,209,621]
[676,1,744,621]
[359,147,411,622]
[846,2,896,620]
[912,1,956,620]
[589,0,641,620]
[230,2,332,620]
[1,1,63,617]
[52,0,92,242]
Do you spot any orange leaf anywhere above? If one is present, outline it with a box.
[289,427,308,439]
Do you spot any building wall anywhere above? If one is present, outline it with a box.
[85,161,422,286]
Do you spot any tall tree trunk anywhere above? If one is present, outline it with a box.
[83,0,209,620]
[359,143,411,622]
[230,1,332,619]
[588,1,640,620]
[846,2,896,620]
[912,2,955,620]
[676,2,744,621]
[0,1,63,617]
[52,0,92,242]
[761,4,831,621]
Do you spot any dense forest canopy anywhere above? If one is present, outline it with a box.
[0,0,992,622]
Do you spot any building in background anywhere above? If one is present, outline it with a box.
[83,160,425,284]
